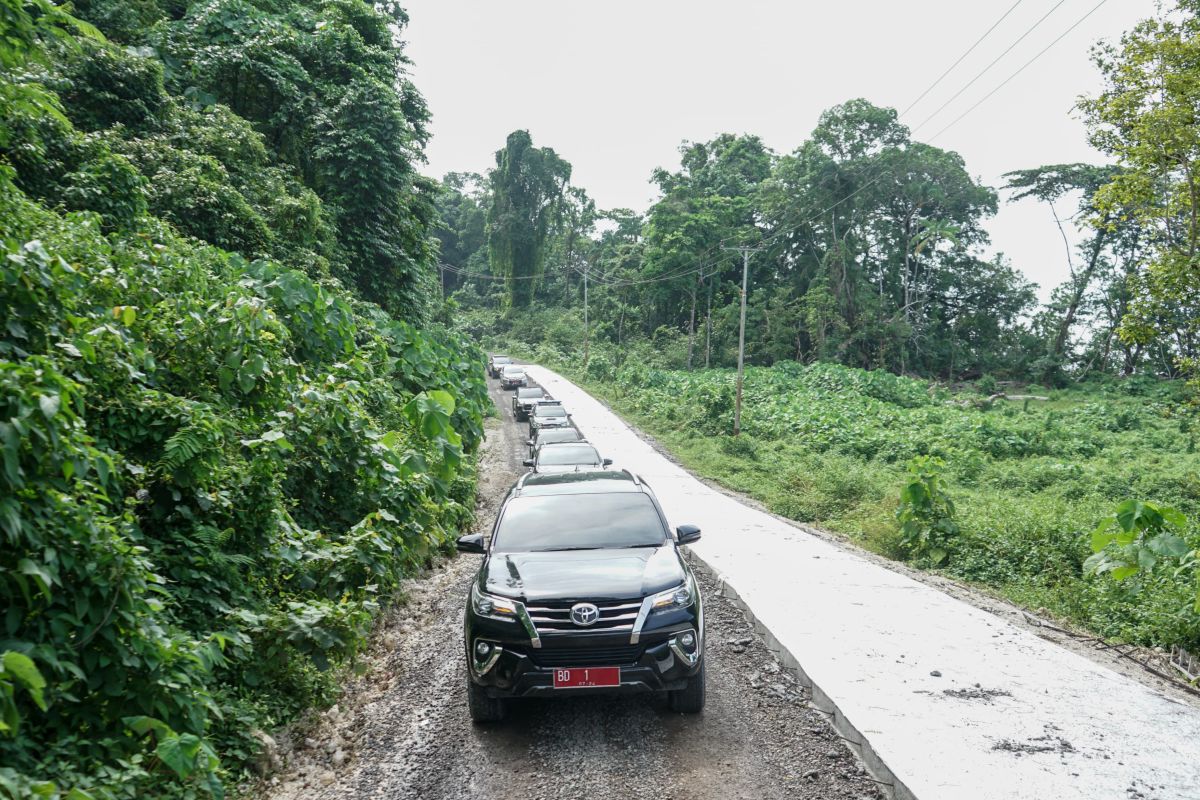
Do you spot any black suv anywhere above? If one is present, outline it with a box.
[526,427,585,458]
[457,470,705,722]
[523,442,612,473]
[512,386,547,421]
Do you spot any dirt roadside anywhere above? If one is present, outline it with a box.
[251,377,885,800]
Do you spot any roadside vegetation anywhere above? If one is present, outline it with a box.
[0,1,485,798]
[498,343,1200,651]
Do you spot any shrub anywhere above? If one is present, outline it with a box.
[895,456,959,566]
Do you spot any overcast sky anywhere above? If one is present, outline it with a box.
[400,0,1159,300]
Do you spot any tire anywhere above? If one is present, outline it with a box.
[669,661,706,713]
[466,671,507,723]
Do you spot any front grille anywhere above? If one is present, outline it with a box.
[529,645,645,668]
[526,599,642,633]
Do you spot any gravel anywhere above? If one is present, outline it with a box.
[254,379,885,800]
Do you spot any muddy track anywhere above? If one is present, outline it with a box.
[256,378,884,800]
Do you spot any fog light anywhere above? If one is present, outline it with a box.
[680,632,696,650]
[475,640,491,657]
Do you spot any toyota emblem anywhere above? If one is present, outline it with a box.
[570,602,600,627]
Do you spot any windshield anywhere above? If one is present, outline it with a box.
[517,388,543,398]
[536,406,567,418]
[502,366,525,376]
[493,357,511,364]
[537,430,580,445]
[494,494,666,552]
[538,445,600,466]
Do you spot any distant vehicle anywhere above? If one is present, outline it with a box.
[526,427,585,458]
[488,355,512,379]
[500,365,528,389]
[456,468,705,723]
[512,386,547,421]
[523,442,611,473]
[528,400,570,433]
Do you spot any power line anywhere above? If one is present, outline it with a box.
[740,0,1113,262]
[910,0,1069,134]
[929,0,1112,141]
[455,1,1108,297]
[900,0,1028,117]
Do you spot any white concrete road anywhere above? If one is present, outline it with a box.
[524,364,1200,800]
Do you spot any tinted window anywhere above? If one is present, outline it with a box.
[493,357,511,364]
[517,388,543,398]
[502,366,524,375]
[537,430,581,445]
[494,494,666,551]
[538,445,600,465]
[536,406,567,418]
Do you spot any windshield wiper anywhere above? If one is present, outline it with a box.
[538,546,600,552]
[619,543,663,548]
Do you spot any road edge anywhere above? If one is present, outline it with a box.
[686,553,913,800]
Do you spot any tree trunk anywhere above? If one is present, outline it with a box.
[1049,222,1109,367]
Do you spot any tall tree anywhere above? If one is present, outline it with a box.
[1079,0,1200,378]
[759,99,997,374]
[486,129,571,309]
[1004,163,1122,382]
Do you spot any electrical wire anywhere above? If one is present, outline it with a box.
[452,0,1110,294]
[900,0,1028,118]
[929,0,1112,141]
[910,0,1070,135]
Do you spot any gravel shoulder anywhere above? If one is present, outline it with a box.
[251,377,884,800]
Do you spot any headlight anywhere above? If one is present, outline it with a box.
[649,581,693,614]
[471,584,521,622]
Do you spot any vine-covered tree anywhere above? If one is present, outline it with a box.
[486,129,571,309]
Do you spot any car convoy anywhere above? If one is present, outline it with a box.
[459,356,707,722]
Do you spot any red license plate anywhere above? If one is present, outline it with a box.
[552,667,620,688]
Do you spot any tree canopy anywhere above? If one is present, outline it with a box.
[486,129,571,309]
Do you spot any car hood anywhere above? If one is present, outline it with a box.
[483,546,684,602]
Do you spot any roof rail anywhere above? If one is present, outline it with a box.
[619,468,641,486]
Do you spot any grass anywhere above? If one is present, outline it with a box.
[504,343,1200,651]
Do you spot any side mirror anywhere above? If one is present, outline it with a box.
[522,458,534,467]
[602,458,613,467]
[676,525,701,545]
[456,533,486,554]
[526,439,534,447]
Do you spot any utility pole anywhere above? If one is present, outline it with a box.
[704,268,714,369]
[725,245,761,436]
[582,258,590,369]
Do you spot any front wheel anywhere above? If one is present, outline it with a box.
[466,672,507,723]
[669,661,706,713]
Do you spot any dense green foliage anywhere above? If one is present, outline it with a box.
[1080,0,1200,383]
[0,2,484,797]
[485,130,571,309]
[496,334,1200,650]
[443,107,1050,381]
[10,0,440,320]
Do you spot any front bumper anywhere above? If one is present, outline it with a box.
[465,625,703,699]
